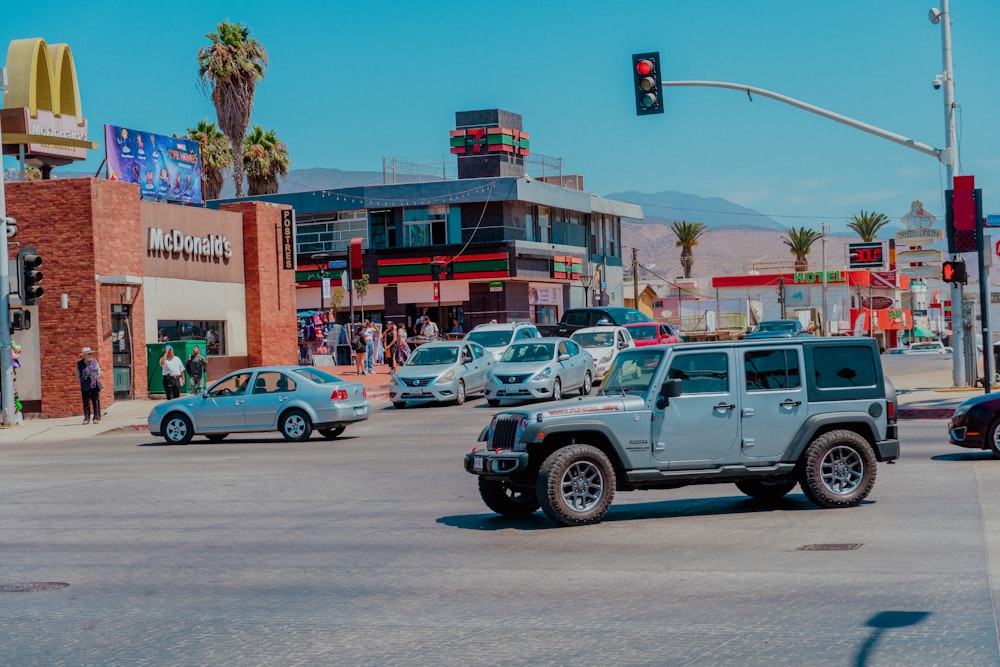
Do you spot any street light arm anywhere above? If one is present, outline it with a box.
[662,80,949,165]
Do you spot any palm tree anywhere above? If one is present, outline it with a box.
[243,125,290,195]
[187,119,232,200]
[783,226,822,271]
[197,21,268,198]
[671,220,707,279]
[847,210,891,241]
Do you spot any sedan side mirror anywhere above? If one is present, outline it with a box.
[558,353,571,362]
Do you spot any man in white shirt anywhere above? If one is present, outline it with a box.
[420,317,439,339]
[160,345,186,400]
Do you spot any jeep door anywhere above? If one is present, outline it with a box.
[739,346,808,460]
[651,350,740,467]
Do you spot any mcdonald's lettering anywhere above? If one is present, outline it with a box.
[793,271,845,284]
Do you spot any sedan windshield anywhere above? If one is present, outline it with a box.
[627,325,657,340]
[573,332,615,348]
[501,342,555,363]
[408,346,459,366]
[601,349,664,395]
[466,330,513,347]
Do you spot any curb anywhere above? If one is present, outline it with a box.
[899,408,955,420]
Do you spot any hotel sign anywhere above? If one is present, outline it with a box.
[793,271,845,284]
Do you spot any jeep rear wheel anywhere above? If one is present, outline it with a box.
[537,444,616,526]
[735,478,797,502]
[478,478,540,517]
[799,430,876,508]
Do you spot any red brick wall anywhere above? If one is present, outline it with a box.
[219,202,297,367]
[6,178,145,417]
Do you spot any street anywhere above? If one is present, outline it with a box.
[1,401,998,665]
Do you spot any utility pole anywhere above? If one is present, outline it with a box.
[821,223,829,336]
[631,247,639,309]
[778,276,786,319]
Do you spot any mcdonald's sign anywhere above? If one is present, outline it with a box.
[1,37,96,165]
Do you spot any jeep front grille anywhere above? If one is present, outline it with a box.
[492,414,522,450]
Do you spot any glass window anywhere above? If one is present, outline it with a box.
[403,205,448,247]
[526,206,536,242]
[668,352,729,394]
[208,372,252,397]
[252,371,297,394]
[370,209,395,249]
[745,349,801,391]
[157,320,225,356]
[603,349,663,395]
[812,346,876,388]
[538,207,550,244]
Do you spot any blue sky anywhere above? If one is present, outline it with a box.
[3,0,998,233]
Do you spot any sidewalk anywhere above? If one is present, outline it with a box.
[0,362,977,443]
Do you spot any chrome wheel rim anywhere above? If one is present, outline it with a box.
[165,417,188,442]
[457,382,465,403]
[820,445,864,495]
[560,460,604,512]
[583,373,592,394]
[284,415,307,439]
[552,380,562,401]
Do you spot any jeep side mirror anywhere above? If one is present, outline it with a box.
[656,378,682,409]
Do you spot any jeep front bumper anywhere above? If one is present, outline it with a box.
[464,448,530,477]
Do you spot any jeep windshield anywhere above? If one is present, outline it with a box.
[601,349,665,396]
[466,330,512,347]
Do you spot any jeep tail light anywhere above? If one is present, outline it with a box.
[886,400,896,422]
[330,389,349,401]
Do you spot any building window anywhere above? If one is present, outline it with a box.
[537,207,550,243]
[605,216,618,256]
[526,206,536,242]
[156,320,226,356]
[370,209,396,249]
[296,210,368,254]
[403,205,448,247]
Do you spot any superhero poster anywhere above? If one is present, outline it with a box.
[104,124,203,204]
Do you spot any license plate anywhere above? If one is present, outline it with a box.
[473,455,484,472]
[354,407,365,416]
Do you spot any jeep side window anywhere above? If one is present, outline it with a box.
[744,349,801,391]
[812,346,877,388]
[667,352,728,394]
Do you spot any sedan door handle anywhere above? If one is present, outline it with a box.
[714,402,735,411]
[780,399,802,408]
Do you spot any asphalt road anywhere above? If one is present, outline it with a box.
[1,401,998,666]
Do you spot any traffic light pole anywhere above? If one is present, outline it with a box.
[0,175,16,425]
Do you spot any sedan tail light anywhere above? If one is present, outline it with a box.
[330,389,349,401]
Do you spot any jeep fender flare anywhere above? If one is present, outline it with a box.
[523,419,626,466]
[785,412,881,462]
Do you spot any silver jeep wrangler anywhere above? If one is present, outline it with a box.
[464,337,899,526]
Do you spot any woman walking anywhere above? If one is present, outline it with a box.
[395,323,411,367]
[383,322,398,374]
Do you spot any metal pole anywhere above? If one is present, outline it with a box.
[937,0,965,386]
[978,223,991,393]
[821,223,829,335]
[0,183,16,425]
[631,247,639,309]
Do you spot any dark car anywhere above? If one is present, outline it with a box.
[537,307,651,337]
[744,319,812,339]
[949,393,1000,456]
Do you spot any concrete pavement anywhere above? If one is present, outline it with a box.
[0,359,985,443]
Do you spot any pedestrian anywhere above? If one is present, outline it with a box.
[450,318,464,335]
[352,324,366,375]
[159,344,186,400]
[363,320,376,375]
[421,316,439,339]
[395,324,411,366]
[186,345,207,393]
[76,346,102,424]
[383,322,398,374]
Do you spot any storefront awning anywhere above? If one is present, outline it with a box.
[913,326,935,338]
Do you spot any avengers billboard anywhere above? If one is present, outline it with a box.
[104,124,203,204]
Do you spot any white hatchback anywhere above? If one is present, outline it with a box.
[570,325,635,382]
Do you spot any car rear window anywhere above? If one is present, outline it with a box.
[811,346,876,388]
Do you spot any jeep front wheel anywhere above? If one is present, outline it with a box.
[799,430,876,508]
[735,478,797,502]
[537,444,616,526]
[478,478,540,517]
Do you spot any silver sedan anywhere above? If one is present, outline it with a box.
[389,340,492,408]
[148,366,370,445]
[484,337,595,407]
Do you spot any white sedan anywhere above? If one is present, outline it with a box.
[570,325,635,382]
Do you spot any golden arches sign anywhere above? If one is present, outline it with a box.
[1,37,96,165]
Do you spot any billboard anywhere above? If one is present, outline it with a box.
[104,125,203,204]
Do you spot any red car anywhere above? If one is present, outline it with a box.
[624,322,682,347]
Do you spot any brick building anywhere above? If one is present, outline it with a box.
[7,178,297,417]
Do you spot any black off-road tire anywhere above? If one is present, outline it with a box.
[799,430,877,508]
[455,380,466,406]
[319,426,346,440]
[162,412,194,445]
[279,409,313,442]
[537,444,616,526]
[735,478,798,502]
[580,371,593,397]
[478,478,540,517]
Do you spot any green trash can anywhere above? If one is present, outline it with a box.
[147,340,207,396]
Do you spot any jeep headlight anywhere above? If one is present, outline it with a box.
[533,367,552,381]
[436,368,456,384]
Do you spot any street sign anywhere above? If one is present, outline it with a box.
[328,260,347,270]
[871,271,896,289]
[896,249,942,264]
[848,241,884,269]
[899,265,942,279]
[985,214,1000,228]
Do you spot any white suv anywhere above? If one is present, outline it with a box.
[464,322,540,363]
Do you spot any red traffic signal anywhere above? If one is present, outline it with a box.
[18,249,44,305]
[632,52,664,116]
[942,260,967,284]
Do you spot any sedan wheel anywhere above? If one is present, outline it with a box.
[162,412,193,445]
[279,409,313,442]
[580,371,593,397]
[551,378,562,401]
[455,380,466,406]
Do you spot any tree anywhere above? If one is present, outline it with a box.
[670,220,707,279]
[353,274,370,320]
[847,210,891,241]
[243,125,290,195]
[783,226,822,271]
[197,21,268,198]
[187,119,232,200]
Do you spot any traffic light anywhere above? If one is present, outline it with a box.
[632,52,664,116]
[19,249,43,305]
[942,260,967,284]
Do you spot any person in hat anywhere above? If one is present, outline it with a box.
[159,344,186,400]
[76,347,102,424]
